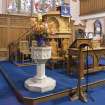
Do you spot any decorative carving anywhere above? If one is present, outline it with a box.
[49,39,58,57]
[47,17,59,34]
[31,47,51,60]
[43,12,71,35]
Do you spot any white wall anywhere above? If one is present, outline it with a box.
[70,0,85,25]
[85,18,105,33]
[85,18,105,39]
[0,0,3,13]
[69,0,105,35]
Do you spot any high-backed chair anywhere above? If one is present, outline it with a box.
[19,40,31,63]
[61,38,70,57]
[49,39,64,69]
[31,40,37,47]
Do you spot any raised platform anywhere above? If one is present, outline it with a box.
[1,61,105,105]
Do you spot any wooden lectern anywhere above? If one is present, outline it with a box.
[68,38,92,102]
[67,38,92,78]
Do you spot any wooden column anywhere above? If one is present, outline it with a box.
[67,55,73,75]
[79,48,84,79]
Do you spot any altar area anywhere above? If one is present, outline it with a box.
[1,15,105,105]
[1,60,105,105]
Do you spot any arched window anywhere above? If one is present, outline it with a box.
[7,0,19,12]
[94,20,102,36]
[6,0,58,14]
[33,0,55,13]
[20,0,31,13]
[7,0,31,13]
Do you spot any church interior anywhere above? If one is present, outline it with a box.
[1,0,105,105]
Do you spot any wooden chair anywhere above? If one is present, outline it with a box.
[59,39,70,68]
[19,40,31,63]
[61,38,70,57]
[49,39,64,69]
[31,40,37,47]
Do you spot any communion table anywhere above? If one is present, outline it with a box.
[25,47,56,92]
[67,47,105,78]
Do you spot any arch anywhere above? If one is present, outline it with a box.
[47,17,59,33]
[94,19,102,36]
[98,56,105,66]
[78,43,91,48]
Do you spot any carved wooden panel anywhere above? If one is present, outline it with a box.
[47,17,59,34]
[43,12,73,60]
[49,39,58,57]
[43,11,72,35]
[47,16,71,34]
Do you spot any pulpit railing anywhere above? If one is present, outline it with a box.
[8,24,36,63]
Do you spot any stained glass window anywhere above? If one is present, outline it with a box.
[33,0,54,14]
[7,0,18,12]
[20,0,31,13]
[94,20,102,35]
[6,0,64,15]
